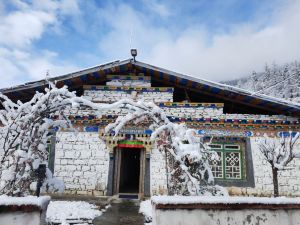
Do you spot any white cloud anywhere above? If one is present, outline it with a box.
[97,0,300,82]
[0,11,55,48]
[142,0,171,17]
[1,0,300,89]
[96,4,172,61]
[0,47,80,88]
[0,0,82,88]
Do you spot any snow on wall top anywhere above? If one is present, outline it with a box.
[151,196,300,205]
[0,195,51,208]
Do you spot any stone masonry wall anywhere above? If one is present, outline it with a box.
[107,79,151,87]
[150,147,168,195]
[229,137,300,197]
[84,90,173,103]
[54,132,109,195]
[67,107,223,119]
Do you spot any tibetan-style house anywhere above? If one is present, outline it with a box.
[1,59,299,198]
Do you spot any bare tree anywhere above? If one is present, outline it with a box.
[258,132,300,197]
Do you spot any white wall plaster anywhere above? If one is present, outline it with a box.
[54,132,109,195]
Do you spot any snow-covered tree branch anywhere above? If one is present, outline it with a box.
[258,132,300,197]
[0,84,226,196]
[105,101,227,196]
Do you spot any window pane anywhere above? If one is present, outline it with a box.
[224,144,240,150]
[208,144,222,149]
[209,152,223,178]
[225,152,241,179]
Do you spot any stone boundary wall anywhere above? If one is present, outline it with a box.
[151,197,300,225]
[54,132,109,195]
[0,196,50,225]
[228,137,300,197]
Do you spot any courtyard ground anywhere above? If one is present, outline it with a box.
[93,200,144,225]
[46,194,144,225]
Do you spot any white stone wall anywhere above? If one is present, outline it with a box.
[150,148,168,195]
[66,107,298,124]
[163,107,223,117]
[67,106,222,119]
[229,137,300,197]
[107,79,151,87]
[84,90,173,103]
[152,207,300,225]
[0,211,41,225]
[54,132,109,195]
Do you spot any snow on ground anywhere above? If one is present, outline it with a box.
[151,196,300,205]
[46,201,102,225]
[139,200,152,224]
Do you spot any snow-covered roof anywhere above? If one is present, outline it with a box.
[0,59,299,117]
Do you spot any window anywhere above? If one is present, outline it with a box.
[47,136,55,173]
[209,143,243,180]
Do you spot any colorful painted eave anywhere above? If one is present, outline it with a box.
[0,58,299,117]
[133,61,300,117]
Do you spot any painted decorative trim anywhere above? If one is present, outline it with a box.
[277,131,299,137]
[107,74,150,81]
[60,114,299,127]
[158,102,224,108]
[83,85,174,92]
[118,140,144,148]
[99,132,154,153]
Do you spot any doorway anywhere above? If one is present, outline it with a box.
[119,148,141,193]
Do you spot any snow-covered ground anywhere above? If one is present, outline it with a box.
[139,200,152,224]
[46,201,102,225]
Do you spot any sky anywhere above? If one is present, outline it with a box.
[1,0,300,88]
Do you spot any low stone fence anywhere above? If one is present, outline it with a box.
[0,196,50,225]
[151,196,300,225]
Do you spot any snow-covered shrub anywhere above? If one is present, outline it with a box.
[105,101,227,196]
[0,84,100,196]
[139,199,152,223]
[42,168,65,193]
[258,132,300,197]
[0,83,226,196]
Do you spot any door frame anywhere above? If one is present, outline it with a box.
[113,147,146,198]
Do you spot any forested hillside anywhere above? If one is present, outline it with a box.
[224,62,300,103]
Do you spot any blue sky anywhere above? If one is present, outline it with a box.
[1,0,300,88]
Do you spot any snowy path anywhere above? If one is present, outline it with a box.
[46,200,102,225]
[93,201,144,225]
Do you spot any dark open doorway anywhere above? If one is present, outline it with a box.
[119,148,141,193]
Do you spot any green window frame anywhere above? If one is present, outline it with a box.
[209,143,244,180]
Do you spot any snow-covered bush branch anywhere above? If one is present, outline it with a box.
[258,132,300,197]
[0,83,112,196]
[105,100,227,196]
[0,84,226,196]
[259,132,300,170]
[0,85,81,195]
